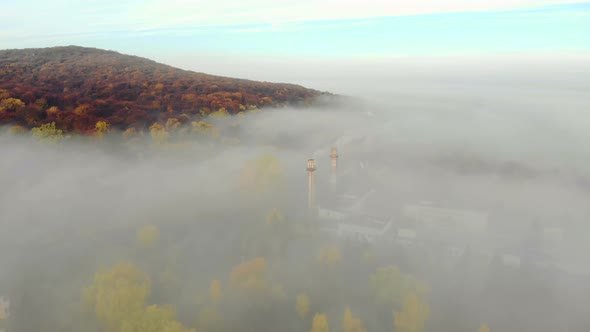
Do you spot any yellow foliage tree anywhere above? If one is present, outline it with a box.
[120,305,194,332]
[478,324,491,332]
[318,245,342,268]
[393,292,430,332]
[209,279,222,304]
[209,108,230,119]
[230,257,267,293]
[137,224,160,248]
[46,106,60,116]
[165,118,181,131]
[150,122,168,145]
[342,307,367,332]
[197,305,223,332]
[295,293,310,320]
[239,154,285,194]
[82,262,151,330]
[247,104,260,112]
[95,120,110,138]
[310,313,330,332]
[370,266,410,308]
[9,125,26,135]
[191,121,220,139]
[162,321,196,332]
[0,89,9,100]
[0,97,25,112]
[265,208,285,226]
[123,127,138,139]
[31,122,64,143]
[74,104,91,116]
[228,257,284,301]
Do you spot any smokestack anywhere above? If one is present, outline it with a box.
[307,159,316,210]
[330,147,338,188]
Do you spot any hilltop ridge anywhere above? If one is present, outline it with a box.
[0,46,325,133]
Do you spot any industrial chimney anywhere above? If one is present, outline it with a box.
[330,147,338,188]
[307,159,316,210]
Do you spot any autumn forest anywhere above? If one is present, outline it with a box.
[0,46,324,135]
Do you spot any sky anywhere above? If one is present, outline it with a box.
[1,0,589,60]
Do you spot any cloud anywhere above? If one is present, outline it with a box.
[2,0,586,39]
[131,0,587,28]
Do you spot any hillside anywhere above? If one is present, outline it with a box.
[0,46,323,133]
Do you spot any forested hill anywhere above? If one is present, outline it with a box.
[0,46,323,133]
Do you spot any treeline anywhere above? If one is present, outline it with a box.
[0,46,322,134]
[79,206,434,332]
[10,107,251,147]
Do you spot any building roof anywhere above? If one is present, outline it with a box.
[319,210,393,237]
[402,202,488,232]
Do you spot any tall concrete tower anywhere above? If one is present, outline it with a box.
[330,147,338,188]
[307,159,316,210]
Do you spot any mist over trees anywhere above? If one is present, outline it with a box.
[1,57,590,332]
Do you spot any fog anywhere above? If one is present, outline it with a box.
[1,56,590,332]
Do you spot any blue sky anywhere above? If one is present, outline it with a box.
[1,0,589,58]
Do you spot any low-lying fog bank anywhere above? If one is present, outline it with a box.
[1,57,589,332]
